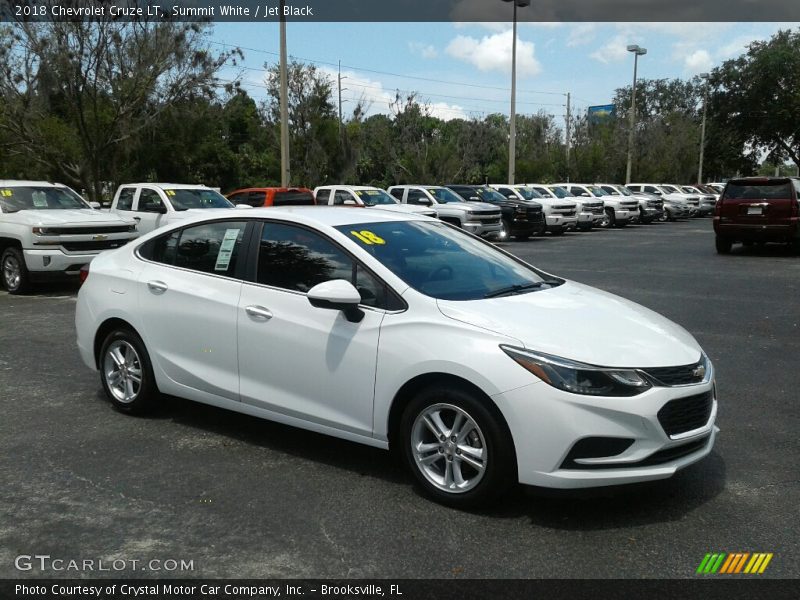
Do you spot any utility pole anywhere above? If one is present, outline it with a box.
[279,0,290,187]
[565,92,571,182]
[508,0,517,185]
[698,73,709,184]
[338,60,343,138]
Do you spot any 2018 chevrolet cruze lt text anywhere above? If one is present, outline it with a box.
[75,207,718,507]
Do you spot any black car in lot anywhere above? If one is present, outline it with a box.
[446,184,545,240]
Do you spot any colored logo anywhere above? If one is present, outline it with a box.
[697,552,773,574]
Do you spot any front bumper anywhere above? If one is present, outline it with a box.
[545,214,578,230]
[463,220,504,238]
[493,378,718,488]
[23,248,102,279]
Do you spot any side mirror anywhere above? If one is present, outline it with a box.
[234,204,253,209]
[469,196,480,201]
[88,201,101,209]
[343,199,357,206]
[507,194,517,200]
[579,192,590,197]
[307,279,364,323]
[653,191,662,196]
[418,198,432,206]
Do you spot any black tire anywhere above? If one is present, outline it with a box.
[715,235,733,255]
[666,209,676,222]
[549,226,565,236]
[514,232,532,241]
[399,385,517,508]
[742,240,754,247]
[99,328,159,415]
[601,208,614,228]
[1,246,31,294]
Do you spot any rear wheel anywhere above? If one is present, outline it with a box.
[1,247,31,295]
[715,235,733,254]
[99,329,158,415]
[400,386,516,508]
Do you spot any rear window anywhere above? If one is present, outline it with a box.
[723,182,793,200]
[273,190,315,206]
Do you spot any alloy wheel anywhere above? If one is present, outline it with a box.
[410,403,487,494]
[103,340,143,404]
[2,255,21,290]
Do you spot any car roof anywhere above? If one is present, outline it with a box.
[315,185,382,191]
[227,187,312,194]
[122,183,212,190]
[0,180,61,187]
[170,206,428,229]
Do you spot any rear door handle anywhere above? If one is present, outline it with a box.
[146,280,168,294]
[245,305,273,321]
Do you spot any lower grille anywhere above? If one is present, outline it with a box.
[657,391,713,437]
[62,240,128,252]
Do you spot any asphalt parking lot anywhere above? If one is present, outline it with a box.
[1,220,798,579]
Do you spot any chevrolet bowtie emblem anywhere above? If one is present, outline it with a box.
[93,234,108,241]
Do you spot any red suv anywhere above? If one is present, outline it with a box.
[713,177,800,254]
[227,187,315,207]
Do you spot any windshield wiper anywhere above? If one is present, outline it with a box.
[484,282,547,299]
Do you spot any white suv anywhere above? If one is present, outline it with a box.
[0,180,138,294]
[387,185,502,238]
[314,185,436,218]
[496,184,577,235]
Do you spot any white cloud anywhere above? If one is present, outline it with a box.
[566,23,597,48]
[445,30,541,76]
[320,67,466,122]
[684,49,713,74]
[408,41,438,59]
[589,35,634,64]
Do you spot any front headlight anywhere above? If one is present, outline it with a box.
[32,227,55,235]
[500,346,652,397]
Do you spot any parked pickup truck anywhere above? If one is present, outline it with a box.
[108,183,236,235]
[446,184,545,240]
[314,185,437,218]
[549,184,606,230]
[713,177,800,254]
[494,184,577,235]
[596,183,663,224]
[628,184,700,217]
[0,180,138,294]
[387,185,503,239]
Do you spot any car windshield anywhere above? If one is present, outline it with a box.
[723,182,792,200]
[588,186,608,196]
[336,221,562,301]
[475,187,508,202]
[682,186,696,193]
[355,189,397,206]
[168,189,233,211]
[513,187,542,200]
[530,186,552,197]
[549,186,574,198]
[601,186,621,195]
[0,186,88,213]
[661,185,679,193]
[427,187,465,204]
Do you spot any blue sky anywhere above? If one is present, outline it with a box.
[212,22,797,128]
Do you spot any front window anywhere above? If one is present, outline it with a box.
[427,187,465,204]
[354,189,397,206]
[336,221,562,301]
[0,186,88,212]
[513,187,542,200]
[549,186,574,198]
[474,187,508,203]
[588,186,608,196]
[661,185,679,193]
[166,189,233,211]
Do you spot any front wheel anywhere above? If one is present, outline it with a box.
[399,386,516,508]
[599,209,613,228]
[1,247,31,294]
[715,235,733,254]
[99,329,159,414]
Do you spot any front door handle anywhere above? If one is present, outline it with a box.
[146,280,168,294]
[245,305,273,321]
[133,216,141,222]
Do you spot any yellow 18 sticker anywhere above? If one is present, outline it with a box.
[350,230,385,245]
[0,189,13,197]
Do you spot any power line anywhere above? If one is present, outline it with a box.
[211,40,567,98]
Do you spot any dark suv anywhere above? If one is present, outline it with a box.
[713,177,800,253]
[446,185,545,241]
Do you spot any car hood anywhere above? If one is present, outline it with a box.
[436,281,701,368]
[459,202,498,213]
[11,209,134,227]
[373,204,435,216]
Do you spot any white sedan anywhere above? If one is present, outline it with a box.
[75,207,718,507]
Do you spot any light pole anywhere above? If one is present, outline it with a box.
[502,0,530,185]
[697,72,709,184]
[279,0,290,187]
[625,44,647,185]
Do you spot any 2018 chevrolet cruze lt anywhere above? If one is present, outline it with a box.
[75,207,718,507]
